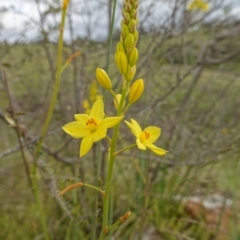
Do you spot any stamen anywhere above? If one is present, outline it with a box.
[86,118,97,126]
[144,131,150,139]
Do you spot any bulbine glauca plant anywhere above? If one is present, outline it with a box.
[59,0,168,238]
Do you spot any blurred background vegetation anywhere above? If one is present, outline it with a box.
[0,0,240,239]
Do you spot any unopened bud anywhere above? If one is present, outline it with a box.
[126,2,133,12]
[125,33,135,53]
[128,19,137,33]
[129,79,144,103]
[130,9,137,19]
[126,65,136,81]
[114,94,125,110]
[96,68,112,90]
[129,47,138,66]
[122,24,129,40]
[116,42,126,53]
[133,30,139,44]
[115,51,128,74]
[122,11,131,24]
[132,2,138,9]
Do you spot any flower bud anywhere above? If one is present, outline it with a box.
[116,42,126,53]
[121,24,129,40]
[115,51,128,74]
[129,47,138,66]
[125,2,132,12]
[114,94,125,110]
[122,11,130,24]
[132,2,138,9]
[133,30,139,44]
[128,19,137,33]
[125,33,135,53]
[121,19,125,29]
[129,79,144,103]
[126,65,136,81]
[96,68,112,90]
[130,9,137,19]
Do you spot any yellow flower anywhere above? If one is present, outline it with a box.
[187,0,209,12]
[125,119,168,156]
[63,100,124,157]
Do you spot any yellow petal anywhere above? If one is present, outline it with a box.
[145,143,168,156]
[89,99,104,122]
[125,120,141,139]
[62,122,90,138]
[99,116,124,129]
[74,114,89,123]
[136,139,146,150]
[130,119,142,134]
[92,128,107,142]
[80,134,94,157]
[143,126,161,144]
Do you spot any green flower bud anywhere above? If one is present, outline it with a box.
[125,33,135,53]
[122,11,131,24]
[121,19,125,29]
[96,68,112,90]
[116,42,126,53]
[132,2,138,9]
[129,79,144,103]
[126,65,136,81]
[133,30,138,44]
[115,51,128,74]
[128,19,137,33]
[125,2,132,12]
[130,9,137,19]
[121,24,129,40]
[129,47,138,66]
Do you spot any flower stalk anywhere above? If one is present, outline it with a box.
[32,1,70,240]
[58,0,169,239]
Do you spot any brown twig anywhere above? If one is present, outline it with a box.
[1,71,33,190]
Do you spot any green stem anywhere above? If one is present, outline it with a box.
[114,144,136,156]
[91,142,102,240]
[83,183,105,195]
[99,81,129,240]
[31,3,69,240]
[31,169,49,240]
[35,5,67,157]
[110,89,116,98]
[122,103,131,115]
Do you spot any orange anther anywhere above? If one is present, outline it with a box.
[144,131,150,139]
[86,118,97,126]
